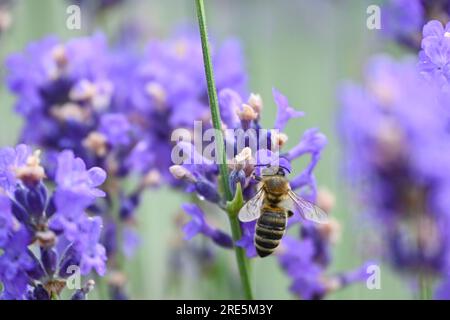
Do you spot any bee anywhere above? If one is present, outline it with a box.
[238,164,328,257]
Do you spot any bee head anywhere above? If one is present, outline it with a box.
[276,166,290,176]
[256,164,291,177]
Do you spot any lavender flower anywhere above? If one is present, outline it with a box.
[171,88,367,299]
[182,203,233,248]
[381,0,424,48]
[339,55,450,297]
[6,34,141,292]
[381,0,450,49]
[0,145,107,299]
[125,29,247,185]
[418,20,450,85]
[6,30,248,298]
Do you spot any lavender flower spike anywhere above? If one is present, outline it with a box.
[0,145,107,299]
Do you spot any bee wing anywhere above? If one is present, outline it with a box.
[283,190,329,224]
[238,188,265,222]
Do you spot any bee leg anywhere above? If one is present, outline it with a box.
[287,210,294,218]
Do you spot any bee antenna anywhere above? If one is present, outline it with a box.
[280,165,291,173]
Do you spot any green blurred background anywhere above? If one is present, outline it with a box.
[0,0,411,299]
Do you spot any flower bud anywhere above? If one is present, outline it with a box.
[237,104,258,122]
[26,182,48,219]
[35,230,56,248]
[71,279,96,300]
[211,230,234,248]
[146,82,167,110]
[120,193,140,221]
[316,187,336,214]
[195,179,221,204]
[51,45,68,69]
[169,165,196,182]
[41,247,58,276]
[83,131,108,157]
[51,103,90,123]
[15,150,46,186]
[69,79,96,101]
[229,169,246,195]
[142,169,162,188]
[248,93,263,114]
[32,284,50,300]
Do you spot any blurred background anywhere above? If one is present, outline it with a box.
[0,0,411,299]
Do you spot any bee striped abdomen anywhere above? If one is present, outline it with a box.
[255,209,286,257]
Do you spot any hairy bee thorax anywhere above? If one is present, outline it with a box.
[261,176,290,204]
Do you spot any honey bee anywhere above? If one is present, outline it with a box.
[238,164,328,257]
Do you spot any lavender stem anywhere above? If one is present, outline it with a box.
[194,0,253,300]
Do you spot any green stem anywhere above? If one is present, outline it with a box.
[419,273,432,300]
[194,0,253,300]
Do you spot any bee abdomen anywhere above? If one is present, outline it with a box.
[255,211,286,258]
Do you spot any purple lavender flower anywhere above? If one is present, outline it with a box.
[273,88,304,130]
[0,195,13,247]
[382,0,424,48]
[0,144,31,194]
[124,29,247,184]
[171,88,366,299]
[381,0,450,49]
[0,145,107,299]
[0,228,35,299]
[339,55,450,297]
[6,31,247,274]
[77,217,107,276]
[55,150,106,198]
[182,203,233,248]
[98,113,131,148]
[418,20,450,85]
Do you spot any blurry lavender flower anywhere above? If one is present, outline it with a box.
[6,34,142,288]
[382,0,450,49]
[418,20,450,85]
[6,30,247,298]
[0,145,107,299]
[182,203,233,248]
[125,29,247,184]
[71,279,95,300]
[339,55,450,297]
[171,88,367,299]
